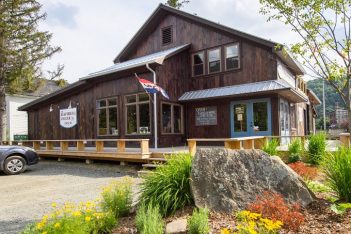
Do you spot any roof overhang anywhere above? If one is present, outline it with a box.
[276,48,305,75]
[179,80,308,103]
[307,88,322,105]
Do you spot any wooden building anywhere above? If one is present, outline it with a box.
[19,4,318,147]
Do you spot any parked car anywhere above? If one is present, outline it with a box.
[0,145,38,175]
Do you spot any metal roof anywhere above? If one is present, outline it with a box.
[179,79,308,102]
[80,44,190,81]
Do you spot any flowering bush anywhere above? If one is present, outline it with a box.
[247,191,304,232]
[288,161,319,180]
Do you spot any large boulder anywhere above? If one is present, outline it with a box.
[190,148,315,213]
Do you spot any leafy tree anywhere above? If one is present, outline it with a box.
[0,0,62,141]
[259,0,351,132]
[165,0,189,9]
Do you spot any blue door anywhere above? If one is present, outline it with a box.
[230,99,272,137]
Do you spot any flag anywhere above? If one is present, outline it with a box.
[137,77,170,99]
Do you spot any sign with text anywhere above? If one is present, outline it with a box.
[60,107,77,128]
[195,106,217,126]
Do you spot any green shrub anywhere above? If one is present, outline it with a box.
[135,203,164,234]
[306,180,332,193]
[322,147,351,202]
[188,208,210,234]
[139,152,193,216]
[307,132,326,164]
[262,139,279,156]
[288,139,303,163]
[101,177,133,218]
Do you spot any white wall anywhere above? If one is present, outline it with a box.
[277,61,296,88]
[5,95,37,141]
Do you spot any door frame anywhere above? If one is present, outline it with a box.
[230,98,272,138]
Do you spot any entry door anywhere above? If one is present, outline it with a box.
[231,99,272,137]
[280,99,290,145]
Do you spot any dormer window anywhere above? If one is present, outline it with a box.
[208,48,221,74]
[162,26,173,46]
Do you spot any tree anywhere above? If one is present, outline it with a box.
[165,0,189,9]
[259,0,351,132]
[0,0,62,141]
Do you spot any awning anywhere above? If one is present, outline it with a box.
[179,79,308,103]
[80,44,190,81]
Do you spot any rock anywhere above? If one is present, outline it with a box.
[166,218,187,234]
[190,148,315,213]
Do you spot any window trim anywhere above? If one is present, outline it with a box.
[192,51,205,77]
[225,43,240,71]
[207,47,222,74]
[160,102,184,135]
[161,25,173,46]
[96,97,119,136]
[124,93,152,135]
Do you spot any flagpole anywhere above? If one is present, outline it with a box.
[145,64,158,149]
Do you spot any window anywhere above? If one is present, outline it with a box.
[225,44,240,70]
[97,98,118,136]
[125,93,150,135]
[161,26,173,46]
[161,103,183,134]
[192,52,205,76]
[208,48,221,73]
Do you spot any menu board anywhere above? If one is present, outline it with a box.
[195,106,217,126]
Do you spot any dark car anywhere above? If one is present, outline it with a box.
[0,145,39,175]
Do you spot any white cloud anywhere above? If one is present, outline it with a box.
[38,0,301,83]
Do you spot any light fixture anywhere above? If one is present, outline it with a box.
[49,104,53,112]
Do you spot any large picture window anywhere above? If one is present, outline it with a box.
[192,51,205,76]
[161,103,183,134]
[208,48,221,74]
[97,98,118,136]
[225,44,240,70]
[125,93,150,135]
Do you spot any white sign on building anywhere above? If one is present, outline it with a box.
[60,107,77,128]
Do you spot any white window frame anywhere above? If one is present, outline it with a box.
[208,47,221,74]
[225,43,240,71]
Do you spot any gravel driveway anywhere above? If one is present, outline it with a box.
[0,159,140,234]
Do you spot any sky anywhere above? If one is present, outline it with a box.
[38,0,301,83]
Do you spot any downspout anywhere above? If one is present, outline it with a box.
[146,63,158,149]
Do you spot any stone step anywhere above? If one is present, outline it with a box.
[142,163,160,168]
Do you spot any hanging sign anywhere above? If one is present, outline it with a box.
[195,106,217,126]
[60,107,77,128]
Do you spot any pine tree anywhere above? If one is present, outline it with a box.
[0,0,62,142]
[165,0,189,9]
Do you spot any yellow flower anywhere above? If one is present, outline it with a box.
[36,222,45,230]
[220,228,231,234]
[85,216,91,222]
[42,232,47,234]
[72,211,81,217]
[54,222,61,229]
[51,202,57,208]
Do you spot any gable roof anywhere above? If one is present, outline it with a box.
[113,4,304,75]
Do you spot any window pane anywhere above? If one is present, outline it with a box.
[139,93,149,102]
[139,103,150,134]
[209,61,220,73]
[127,105,137,134]
[193,52,204,65]
[226,44,238,58]
[98,109,107,135]
[234,104,247,132]
[174,105,182,133]
[108,98,117,106]
[193,64,204,76]
[208,49,220,62]
[109,107,118,135]
[97,100,106,108]
[226,57,239,70]
[162,104,172,133]
[253,102,268,132]
[126,95,136,103]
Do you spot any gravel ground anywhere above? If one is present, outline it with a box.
[0,159,141,234]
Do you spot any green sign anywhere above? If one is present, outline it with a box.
[14,135,28,141]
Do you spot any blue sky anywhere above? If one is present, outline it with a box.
[38,0,301,83]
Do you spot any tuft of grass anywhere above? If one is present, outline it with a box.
[322,147,351,202]
[188,207,210,234]
[262,139,279,156]
[307,132,326,165]
[135,203,164,234]
[288,138,303,163]
[101,178,133,218]
[306,180,332,193]
[139,152,193,216]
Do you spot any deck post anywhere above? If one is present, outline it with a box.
[60,141,68,151]
[140,139,149,154]
[33,141,41,150]
[188,139,197,156]
[117,140,126,153]
[242,139,254,149]
[46,141,54,150]
[254,137,267,149]
[96,141,104,152]
[224,140,241,150]
[77,141,85,151]
[340,133,350,147]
